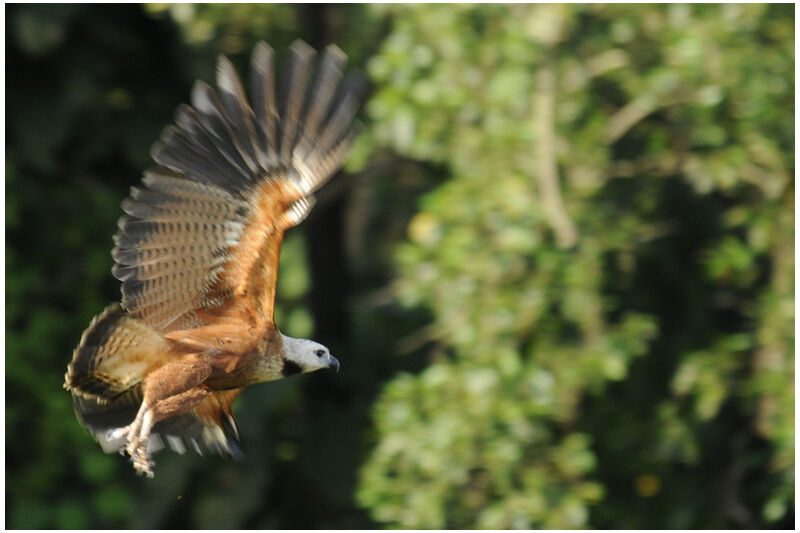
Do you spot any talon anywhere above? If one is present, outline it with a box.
[126,437,154,477]
[131,453,155,478]
[125,442,138,460]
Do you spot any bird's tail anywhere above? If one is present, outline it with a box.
[65,304,166,451]
[66,304,245,458]
[65,303,166,404]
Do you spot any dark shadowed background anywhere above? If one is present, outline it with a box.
[5,4,794,529]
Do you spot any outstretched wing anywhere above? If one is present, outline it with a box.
[112,41,362,333]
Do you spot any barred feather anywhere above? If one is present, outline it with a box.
[65,304,165,403]
[113,40,362,334]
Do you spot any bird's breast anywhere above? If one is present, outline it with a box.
[204,340,284,390]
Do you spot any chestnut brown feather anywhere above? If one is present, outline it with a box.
[65,40,363,477]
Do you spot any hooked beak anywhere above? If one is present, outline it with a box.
[328,355,340,373]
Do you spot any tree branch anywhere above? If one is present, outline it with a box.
[534,54,578,249]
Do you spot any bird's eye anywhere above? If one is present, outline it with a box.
[315,349,325,358]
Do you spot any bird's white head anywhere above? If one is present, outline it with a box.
[279,334,340,377]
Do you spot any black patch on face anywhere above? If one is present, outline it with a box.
[282,359,303,377]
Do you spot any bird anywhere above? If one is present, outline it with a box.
[64,40,363,477]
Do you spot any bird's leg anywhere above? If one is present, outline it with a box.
[106,406,147,444]
[122,354,212,477]
[128,387,211,477]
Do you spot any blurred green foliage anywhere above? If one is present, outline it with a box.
[356,3,793,529]
[5,3,793,529]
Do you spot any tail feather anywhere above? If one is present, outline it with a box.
[67,304,243,459]
[73,393,244,459]
[65,303,166,402]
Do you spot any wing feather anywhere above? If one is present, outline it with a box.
[294,45,346,161]
[216,56,260,172]
[113,40,363,333]
[152,128,241,193]
[172,105,254,192]
[250,42,279,167]
[190,81,256,182]
[279,41,316,167]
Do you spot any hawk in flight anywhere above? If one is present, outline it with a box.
[64,41,362,477]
